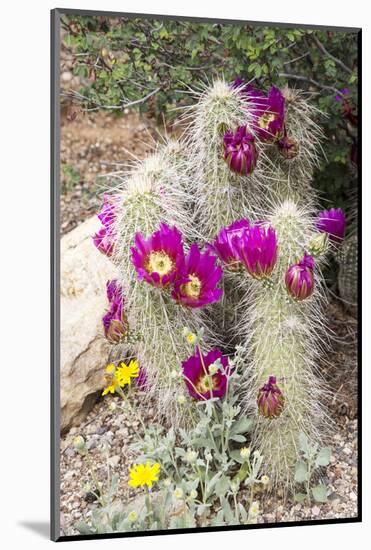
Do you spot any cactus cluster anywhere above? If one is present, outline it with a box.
[92,78,346,492]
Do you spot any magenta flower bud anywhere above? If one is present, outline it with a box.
[316,208,346,243]
[172,244,223,308]
[131,223,185,288]
[207,219,250,270]
[234,223,278,280]
[102,280,129,344]
[285,253,315,301]
[223,126,258,175]
[257,376,284,419]
[92,194,118,257]
[93,227,115,257]
[182,348,230,401]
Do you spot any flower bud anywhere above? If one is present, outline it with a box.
[285,253,315,301]
[316,207,346,244]
[186,450,197,463]
[224,126,258,175]
[189,489,198,500]
[257,376,284,419]
[128,511,138,523]
[308,232,329,256]
[164,478,172,487]
[177,394,186,405]
[260,475,270,486]
[240,447,251,459]
[73,435,86,454]
[249,501,260,518]
[174,487,184,500]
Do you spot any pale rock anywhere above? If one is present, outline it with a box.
[60,216,118,432]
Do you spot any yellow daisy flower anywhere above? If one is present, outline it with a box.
[116,360,139,387]
[128,462,160,488]
[102,363,119,396]
[102,360,140,396]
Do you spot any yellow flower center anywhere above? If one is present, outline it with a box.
[196,374,219,394]
[182,274,202,299]
[258,112,276,129]
[145,250,174,277]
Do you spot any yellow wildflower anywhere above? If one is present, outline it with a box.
[102,363,119,396]
[116,360,140,386]
[186,332,197,344]
[102,360,140,396]
[128,511,138,523]
[128,462,160,488]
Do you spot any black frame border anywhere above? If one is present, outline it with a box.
[51,7,362,542]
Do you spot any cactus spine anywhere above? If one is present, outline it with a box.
[241,200,329,491]
[111,141,211,422]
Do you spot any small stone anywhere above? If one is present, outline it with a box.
[97,426,108,435]
[349,492,357,501]
[312,506,321,517]
[109,455,120,468]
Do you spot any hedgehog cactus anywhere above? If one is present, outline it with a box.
[239,200,329,491]
[106,142,214,422]
[338,233,358,315]
[183,79,265,240]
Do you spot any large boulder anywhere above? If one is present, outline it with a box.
[60,216,117,432]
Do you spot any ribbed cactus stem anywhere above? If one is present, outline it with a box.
[183,79,263,240]
[111,143,210,422]
[242,200,329,491]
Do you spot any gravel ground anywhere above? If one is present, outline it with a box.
[60,109,158,235]
[59,302,358,536]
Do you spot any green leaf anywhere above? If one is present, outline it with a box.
[294,492,307,503]
[230,417,253,436]
[294,461,308,483]
[229,449,245,464]
[315,447,331,467]
[312,484,328,503]
[215,476,230,497]
[75,522,95,535]
[229,434,246,443]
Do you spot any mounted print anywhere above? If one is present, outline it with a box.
[51,8,361,541]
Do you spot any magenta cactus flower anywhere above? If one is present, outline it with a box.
[245,85,285,142]
[102,280,128,344]
[234,223,278,280]
[131,223,185,288]
[316,208,346,243]
[223,126,258,175]
[208,219,250,270]
[257,376,284,419]
[285,253,315,301]
[172,244,223,308]
[182,348,230,401]
[93,194,118,257]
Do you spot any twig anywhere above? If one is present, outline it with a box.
[278,72,341,94]
[61,86,161,111]
[283,51,310,66]
[312,33,353,75]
